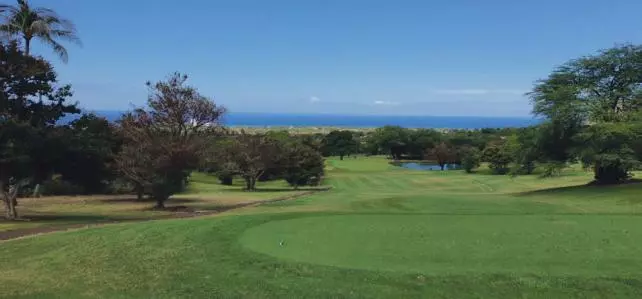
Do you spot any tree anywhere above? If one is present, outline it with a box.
[530,44,642,183]
[426,142,455,170]
[283,142,324,188]
[0,0,80,62]
[0,41,78,219]
[323,130,357,160]
[370,126,409,159]
[217,133,282,191]
[406,129,441,159]
[216,162,236,186]
[482,143,513,175]
[448,129,498,151]
[576,122,641,183]
[116,73,225,208]
[57,114,122,193]
[460,146,481,173]
[0,122,35,218]
[509,127,540,175]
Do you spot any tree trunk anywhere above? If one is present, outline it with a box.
[154,198,165,209]
[151,187,168,209]
[8,196,17,219]
[244,176,258,191]
[249,177,257,191]
[24,37,31,56]
[135,183,144,201]
[340,154,344,160]
[2,182,19,219]
[32,184,41,198]
[2,193,10,219]
[440,164,445,171]
[244,177,252,191]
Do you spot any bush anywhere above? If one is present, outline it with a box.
[283,143,325,189]
[216,162,237,185]
[460,147,481,173]
[483,144,513,175]
[539,162,566,178]
[41,179,85,195]
[218,173,233,185]
[285,174,311,188]
[104,179,136,195]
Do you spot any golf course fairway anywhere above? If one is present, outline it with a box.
[1,157,642,298]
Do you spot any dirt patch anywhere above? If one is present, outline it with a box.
[0,187,331,242]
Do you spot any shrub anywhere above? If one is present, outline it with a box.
[483,144,513,175]
[218,174,233,185]
[539,162,566,178]
[460,147,481,173]
[41,179,85,195]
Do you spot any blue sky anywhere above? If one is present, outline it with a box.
[27,0,642,116]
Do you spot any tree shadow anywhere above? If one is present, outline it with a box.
[99,197,203,204]
[252,187,325,192]
[0,213,145,224]
[517,179,642,197]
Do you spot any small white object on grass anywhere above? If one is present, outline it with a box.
[279,240,284,247]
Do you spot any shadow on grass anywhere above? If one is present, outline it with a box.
[100,197,203,204]
[1,186,332,241]
[517,179,642,197]
[193,186,329,193]
[0,213,148,224]
[252,187,327,192]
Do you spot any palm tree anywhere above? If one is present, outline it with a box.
[0,0,80,63]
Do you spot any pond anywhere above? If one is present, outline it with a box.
[393,162,461,171]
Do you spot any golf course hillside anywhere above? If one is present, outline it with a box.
[2,157,642,298]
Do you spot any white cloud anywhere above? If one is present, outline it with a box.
[373,100,400,106]
[433,89,528,95]
[309,96,321,103]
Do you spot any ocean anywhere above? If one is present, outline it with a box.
[63,111,540,129]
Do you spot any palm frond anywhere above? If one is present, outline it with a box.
[42,34,68,63]
[32,7,57,17]
[42,15,76,32]
[49,29,81,45]
[0,0,80,62]
[0,23,19,42]
[0,3,19,14]
[29,18,49,34]
[0,4,19,25]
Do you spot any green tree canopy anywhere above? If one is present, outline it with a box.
[482,142,513,175]
[0,41,78,218]
[369,126,409,160]
[530,44,642,183]
[322,130,357,160]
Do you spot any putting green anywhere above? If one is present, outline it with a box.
[240,214,642,276]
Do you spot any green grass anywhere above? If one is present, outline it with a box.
[2,157,642,298]
[0,172,309,232]
[241,214,642,275]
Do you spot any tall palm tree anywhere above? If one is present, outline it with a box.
[0,0,80,63]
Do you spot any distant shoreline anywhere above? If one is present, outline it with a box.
[63,111,541,129]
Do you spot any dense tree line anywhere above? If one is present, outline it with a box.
[318,45,642,183]
[319,127,520,163]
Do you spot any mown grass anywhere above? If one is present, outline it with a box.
[0,172,308,232]
[1,157,642,298]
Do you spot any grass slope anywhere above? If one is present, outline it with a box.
[0,173,308,232]
[1,157,642,298]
